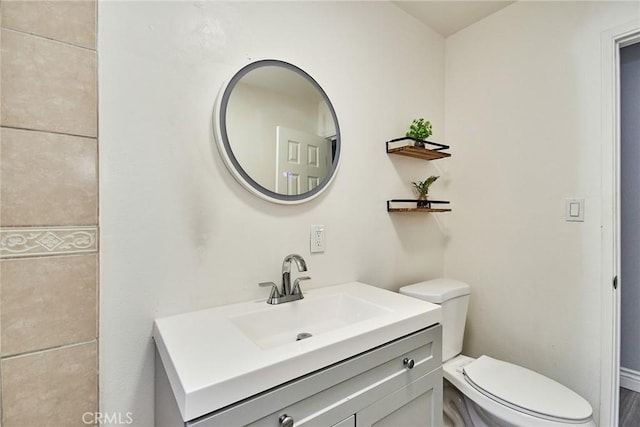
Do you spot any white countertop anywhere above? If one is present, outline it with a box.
[153,281,442,421]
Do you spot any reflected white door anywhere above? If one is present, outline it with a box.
[276,126,330,195]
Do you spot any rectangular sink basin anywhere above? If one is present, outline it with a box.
[229,293,391,349]
[153,281,441,422]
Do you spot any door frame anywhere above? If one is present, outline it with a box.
[600,19,640,427]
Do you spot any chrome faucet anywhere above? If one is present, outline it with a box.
[259,254,310,304]
[281,254,307,296]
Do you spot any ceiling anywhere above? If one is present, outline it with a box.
[393,1,516,37]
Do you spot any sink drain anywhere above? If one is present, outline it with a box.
[296,332,312,341]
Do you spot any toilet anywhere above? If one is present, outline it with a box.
[400,279,596,427]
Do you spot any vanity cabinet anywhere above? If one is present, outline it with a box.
[155,325,442,427]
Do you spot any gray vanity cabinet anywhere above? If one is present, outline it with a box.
[156,325,442,427]
[355,372,440,426]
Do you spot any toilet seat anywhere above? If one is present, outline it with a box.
[462,356,593,423]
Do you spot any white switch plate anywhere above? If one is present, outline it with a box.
[565,198,585,222]
[310,225,325,253]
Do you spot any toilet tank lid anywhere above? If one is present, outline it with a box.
[399,278,470,303]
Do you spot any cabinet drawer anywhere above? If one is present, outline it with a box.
[248,345,438,427]
[191,325,441,427]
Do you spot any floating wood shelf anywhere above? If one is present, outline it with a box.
[387,207,452,213]
[386,137,451,161]
[387,199,451,213]
[387,145,451,161]
[386,137,452,213]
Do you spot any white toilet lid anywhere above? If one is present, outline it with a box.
[462,356,592,422]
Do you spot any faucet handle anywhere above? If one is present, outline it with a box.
[259,282,281,301]
[292,276,311,296]
[259,281,277,288]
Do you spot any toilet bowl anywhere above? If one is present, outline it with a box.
[400,279,596,427]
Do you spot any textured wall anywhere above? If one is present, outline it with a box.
[99,1,446,424]
[444,1,640,423]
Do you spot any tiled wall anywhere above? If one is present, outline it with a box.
[0,1,98,426]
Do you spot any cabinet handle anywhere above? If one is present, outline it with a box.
[403,357,415,369]
[279,414,294,427]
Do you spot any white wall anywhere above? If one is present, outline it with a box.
[444,1,639,422]
[99,1,445,424]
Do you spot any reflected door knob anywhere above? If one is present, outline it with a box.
[279,414,294,427]
[403,357,415,369]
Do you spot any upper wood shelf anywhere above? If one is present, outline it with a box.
[387,145,451,161]
[386,137,451,161]
[386,199,451,213]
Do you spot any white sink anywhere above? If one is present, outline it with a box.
[153,281,441,421]
[229,293,391,349]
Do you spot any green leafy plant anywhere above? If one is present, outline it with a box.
[406,118,433,141]
[412,176,439,199]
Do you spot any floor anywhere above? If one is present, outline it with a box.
[620,387,640,427]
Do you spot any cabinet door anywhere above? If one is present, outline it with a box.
[333,415,355,427]
[356,368,443,427]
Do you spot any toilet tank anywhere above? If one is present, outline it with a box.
[400,279,471,362]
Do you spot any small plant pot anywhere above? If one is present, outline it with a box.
[413,140,426,148]
[417,197,430,208]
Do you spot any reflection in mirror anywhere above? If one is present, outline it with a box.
[215,60,340,204]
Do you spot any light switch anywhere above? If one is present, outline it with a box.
[569,202,580,217]
[565,198,585,222]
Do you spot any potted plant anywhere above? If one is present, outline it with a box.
[412,176,439,207]
[406,118,433,148]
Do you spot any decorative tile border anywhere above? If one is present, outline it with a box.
[0,227,97,259]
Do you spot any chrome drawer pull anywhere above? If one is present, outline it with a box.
[403,358,415,369]
[279,414,294,427]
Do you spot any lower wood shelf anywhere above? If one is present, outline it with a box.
[387,199,451,213]
[388,207,452,213]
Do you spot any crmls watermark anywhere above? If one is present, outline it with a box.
[82,412,134,425]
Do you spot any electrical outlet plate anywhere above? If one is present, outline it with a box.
[310,225,325,253]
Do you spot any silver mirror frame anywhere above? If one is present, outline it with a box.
[213,59,341,204]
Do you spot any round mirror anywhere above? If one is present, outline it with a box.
[214,60,341,204]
